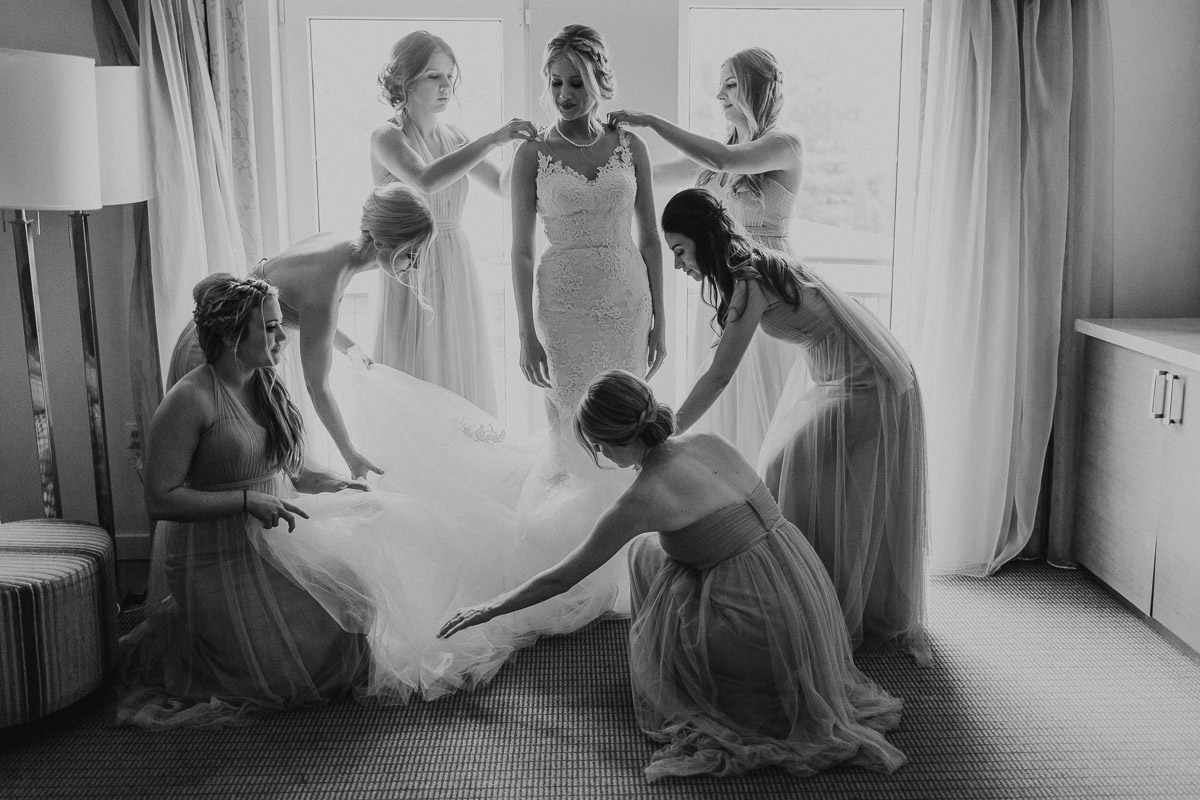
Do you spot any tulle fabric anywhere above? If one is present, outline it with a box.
[753,266,930,661]
[372,121,498,415]
[628,482,905,781]
[251,356,635,702]
[690,156,804,463]
[116,366,368,729]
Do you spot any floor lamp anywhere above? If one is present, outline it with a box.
[0,49,103,520]
[75,66,155,541]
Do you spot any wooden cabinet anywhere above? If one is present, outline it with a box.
[1074,319,1200,652]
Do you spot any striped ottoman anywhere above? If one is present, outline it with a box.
[0,519,119,728]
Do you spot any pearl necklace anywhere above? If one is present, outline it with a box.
[555,119,602,148]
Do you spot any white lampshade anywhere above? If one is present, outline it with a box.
[96,66,154,205]
[0,49,102,211]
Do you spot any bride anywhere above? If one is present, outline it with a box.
[253,23,667,704]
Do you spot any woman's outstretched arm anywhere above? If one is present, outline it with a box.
[439,491,654,638]
[674,277,769,432]
[371,118,537,196]
[608,110,801,175]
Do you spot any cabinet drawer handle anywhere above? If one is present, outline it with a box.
[1149,369,1168,418]
[1166,374,1185,425]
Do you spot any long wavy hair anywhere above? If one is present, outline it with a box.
[377,30,460,112]
[192,274,305,476]
[697,47,786,201]
[574,370,676,466]
[540,24,615,120]
[661,188,802,332]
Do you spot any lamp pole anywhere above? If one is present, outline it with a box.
[10,208,62,518]
[69,209,115,538]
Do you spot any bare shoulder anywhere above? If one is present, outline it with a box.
[156,366,216,428]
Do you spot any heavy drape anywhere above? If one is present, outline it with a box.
[905,0,1113,575]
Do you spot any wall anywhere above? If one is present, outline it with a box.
[1109,0,1200,317]
[0,0,152,592]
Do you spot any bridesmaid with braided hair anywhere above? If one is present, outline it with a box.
[609,47,802,464]
[119,274,369,729]
[661,187,930,662]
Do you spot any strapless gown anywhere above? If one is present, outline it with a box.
[752,266,930,661]
[628,481,905,780]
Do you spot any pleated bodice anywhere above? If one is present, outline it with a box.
[659,483,782,571]
[188,366,281,490]
[384,121,468,231]
[757,280,883,390]
[702,174,797,250]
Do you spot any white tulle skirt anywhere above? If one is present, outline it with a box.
[255,355,633,703]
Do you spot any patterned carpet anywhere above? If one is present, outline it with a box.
[1,561,1199,799]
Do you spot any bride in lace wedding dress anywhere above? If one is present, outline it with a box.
[250,24,666,705]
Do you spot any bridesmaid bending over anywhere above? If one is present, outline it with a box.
[609,47,801,462]
[119,275,368,728]
[441,370,906,781]
[168,183,435,480]
[663,187,930,660]
[371,31,538,414]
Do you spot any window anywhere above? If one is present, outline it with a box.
[680,1,922,369]
[279,0,539,430]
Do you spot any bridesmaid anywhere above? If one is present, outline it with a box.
[662,187,930,661]
[441,370,905,781]
[167,183,436,480]
[609,47,802,463]
[371,30,538,415]
[119,275,368,728]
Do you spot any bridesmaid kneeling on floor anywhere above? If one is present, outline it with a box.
[117,275,369,729]
[440,370,905,781]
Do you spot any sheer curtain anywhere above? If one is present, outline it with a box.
[140,0,246,377]
[905,0,1113,575]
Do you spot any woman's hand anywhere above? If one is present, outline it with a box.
[491,118,541,147]
[520,334,551,388]
[293,467,370,495]
[245,491,310,532]
[438,601,500,638]
[344,450,384,481]
[646,323,667,380]
[607,110,658,130]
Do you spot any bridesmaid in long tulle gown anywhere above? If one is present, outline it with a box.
[370,30,538,414]
[440,370,906,781]
[118,275,369,728]
[662,188,930,661]
[609,47,802,463]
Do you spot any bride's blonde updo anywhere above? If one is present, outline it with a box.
[574,370,675,462]
[540,24,615,116]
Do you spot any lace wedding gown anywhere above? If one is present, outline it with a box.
[511,127,654,619]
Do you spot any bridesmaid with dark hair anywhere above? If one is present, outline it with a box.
[441,370,906,781]
[609,46,802,463]
[660,187,930,661]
